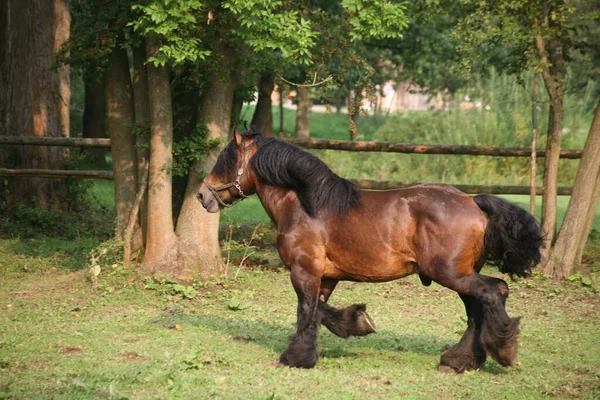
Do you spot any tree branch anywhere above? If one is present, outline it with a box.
[278,73,333,87]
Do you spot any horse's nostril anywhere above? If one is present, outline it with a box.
[196,191,203,202]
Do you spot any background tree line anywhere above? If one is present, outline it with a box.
[1,0,599,280]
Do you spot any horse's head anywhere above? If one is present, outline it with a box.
[197,128,258,213]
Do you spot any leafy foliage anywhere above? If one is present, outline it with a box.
[223,0,318,64]
[144,276,199,299]
[342,0,409,41]
[56,0,136,73]
[130,0,211,66]
[171,125,220,177]
[0,205,113,240]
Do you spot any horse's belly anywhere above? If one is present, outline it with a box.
[323,258,418,282]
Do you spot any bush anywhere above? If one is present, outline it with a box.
[0,205,113,240]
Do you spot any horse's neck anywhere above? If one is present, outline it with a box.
[254,183,300,225]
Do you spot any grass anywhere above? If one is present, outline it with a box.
[1,240,599,399]
[2,78,599,398]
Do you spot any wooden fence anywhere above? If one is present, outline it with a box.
[0,136,582,195]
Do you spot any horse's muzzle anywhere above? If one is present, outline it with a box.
[197,185,220,213]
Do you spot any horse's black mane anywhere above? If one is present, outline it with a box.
[218,127,362,216]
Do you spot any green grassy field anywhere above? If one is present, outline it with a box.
[1,237,599,399]
[2,103,600,399]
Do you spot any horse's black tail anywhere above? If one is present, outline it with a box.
[473,194,543,279]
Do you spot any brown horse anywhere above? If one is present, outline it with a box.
[197,128,542,373]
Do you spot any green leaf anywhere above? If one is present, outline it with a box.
[228,297,242,311]
[581,277,593,286]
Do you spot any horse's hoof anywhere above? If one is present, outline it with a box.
[276,362,288,368]
[438,365,459,375]
[358,311,377,334]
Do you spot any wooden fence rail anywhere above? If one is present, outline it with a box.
[0,169,574,195]
[0,168,113,180]
[1,136,580,195]
[0,136,111,148]
[289,138,583,159]
[0,136,584,159]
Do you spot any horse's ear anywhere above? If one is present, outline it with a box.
[233,126,243,147]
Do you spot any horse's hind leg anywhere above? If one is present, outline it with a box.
[476,275,520,366]
[437,273,520,371]
[279,266,321,368]
[317,278,377,338]
[439,294,486,373]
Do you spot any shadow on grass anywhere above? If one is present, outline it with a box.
[150,311,514,373]
[150,312,455,358]
[1,237,98,271]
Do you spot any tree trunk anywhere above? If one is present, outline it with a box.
[279,86,285,134]
[251,72,274,136]
[0,0,71,210]
[175,46,239,279]
[142,33,179,276]
[529,74,539,216]
[231,94,244,128]
[544,103,600,278]
[574,173,600,265]
[103,46,140,242]
[535,31,565,261]
[82,78,107,163]
[132,41,151,243]
[295,86,311,138]
[540,100,563,255]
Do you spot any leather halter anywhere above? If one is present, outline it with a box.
[203,140,253,208]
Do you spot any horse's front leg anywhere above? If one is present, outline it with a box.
[279,265,321,368]
[317,278,377,338]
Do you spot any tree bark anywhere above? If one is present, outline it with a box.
[279,85,285,134]
[82,77,107,163]
[530,74,539,215]
[142,33,179,276]
[574,173,600,265]
[103,46,140,242]
[540,100,563,256]
[544,103,600,278]
[0,0,71,210]
[295,86,311,138]
[132,41,151,243]
[175,45,239,279]
[231,93,244,128]
[349,92,360,141]
[251,72,274,136]
[535,30,565,259]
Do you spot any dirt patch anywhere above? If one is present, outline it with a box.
[60,346,83,354]
[123,336,149,343]
[118,351,148,363]
[0,361,35,371]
